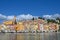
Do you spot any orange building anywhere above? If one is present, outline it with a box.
[3,21,13,25]
[15,22,25,31]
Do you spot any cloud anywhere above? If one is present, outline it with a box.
[43,14,60,20]
[0,14,6,20]
[0,14,36,21]
[53,14,60,18]
[16,14,34,21]
[0,13,59,21]
[7,16,14,20]
[0,14,14,20]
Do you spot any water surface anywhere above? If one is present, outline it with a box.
[0,32,60,40]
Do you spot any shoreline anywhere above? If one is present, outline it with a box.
[0,31,60,33]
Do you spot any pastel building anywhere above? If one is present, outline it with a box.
[49,23,59,32]
[15,22,25,32]
[0,16,59,33]
[43,24,49,32]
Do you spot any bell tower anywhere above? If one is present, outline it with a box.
[13,16,17,25]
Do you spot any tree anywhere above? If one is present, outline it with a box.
[47,19,57,23]
[32,17,34,20]
[56,17,60,24]
[38,17,45,20]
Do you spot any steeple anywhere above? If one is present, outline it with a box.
[13,16,17,24]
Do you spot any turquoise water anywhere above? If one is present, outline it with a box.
[0,32,60,40]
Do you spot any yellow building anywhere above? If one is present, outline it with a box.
[15,22,25,31]
[43,24,49,31]
[3,21,13,25]
[33,24,38,30]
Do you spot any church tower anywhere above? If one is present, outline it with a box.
[13,16,17,25]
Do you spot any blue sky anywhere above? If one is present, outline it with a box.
[0,0,60,23]
[0,0,60,16]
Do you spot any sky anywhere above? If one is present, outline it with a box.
[0,0,60,16]
[0,0,60,23]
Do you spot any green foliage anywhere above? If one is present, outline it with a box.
[46,17,60,24]
[56,17,60,24]
[47,19,57,23]
[38,17,45,20]
[32,17,34,20]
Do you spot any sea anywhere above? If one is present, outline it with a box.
[0,32,60,40]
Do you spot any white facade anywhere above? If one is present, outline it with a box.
[40,24,44,32]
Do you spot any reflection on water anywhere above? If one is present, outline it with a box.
[0,32,60,40]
